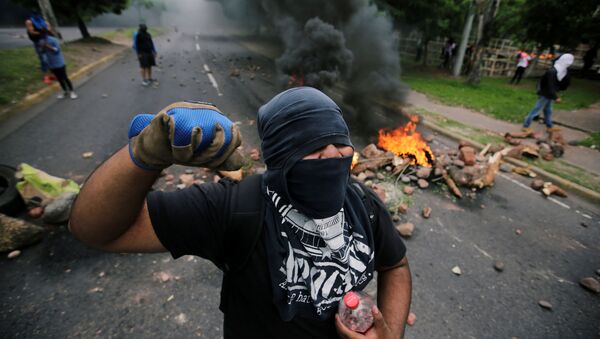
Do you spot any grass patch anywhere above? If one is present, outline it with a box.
[577,132,600,150]
[402,67,600,123]
[0,47,78,106]
[416,108,505,145]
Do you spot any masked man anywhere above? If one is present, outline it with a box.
[70,87,412,338]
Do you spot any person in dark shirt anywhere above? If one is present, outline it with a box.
[522,53,573,132]
[69,87,412,338]
[133,24,157,86]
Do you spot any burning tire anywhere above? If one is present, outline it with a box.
[0,165,25,216]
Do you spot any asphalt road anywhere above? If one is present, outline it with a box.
[1,25,599,339]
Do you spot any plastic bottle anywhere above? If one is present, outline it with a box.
[338,290,375,333]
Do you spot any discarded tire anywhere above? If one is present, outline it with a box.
[0,165,25,216]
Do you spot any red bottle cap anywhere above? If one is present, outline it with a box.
[343,292,360,309]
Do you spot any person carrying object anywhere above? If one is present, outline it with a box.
[522,53,573,132]
[69,87,412,338]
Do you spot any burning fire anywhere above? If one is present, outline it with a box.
[377,117,435,167]
[351,152,360,169]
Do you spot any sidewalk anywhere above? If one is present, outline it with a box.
[553,102,600,134]
[406,90,600,175]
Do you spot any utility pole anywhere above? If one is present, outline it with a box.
[37,0,61,39]
[453,0,476,76]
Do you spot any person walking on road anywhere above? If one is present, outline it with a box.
[133,24,157,86]
[522,53,573,132]
[43,35,77,99]
[510,50,531,85]
[69,87,412,338]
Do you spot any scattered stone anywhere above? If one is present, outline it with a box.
[407,312,417,326]
[579,277,600,293]
[530,179,545,191]
[422,207,432,219]
[82,151,93,159]
[28,207,44,219]
[101,93,108,98]
[364,170,376,179]
[433,167,444,177]
[155,271,172,283]
[480,204,485,209]
[493,261,505,272]
[7,250,21,259]
[42,192,78,224]
[401,176,411,184]
[416,167,432,179]
[499,163,513,173]
[164,174,175,182]
[371,185,386,203]
[365,180,373,187]
[403,186,414,195]
[453,159,465,168]
[515,229,522,235]
[417,179,429,189]
[392,214,401,222]
[451,266,462,275]
[459,146,476,166]
[0,213,45,252]
[396,223,414,237]
[174,313,188,325]
[409,175,418,182]
[376,173,385,180]
[385,166,392,172]
[538,300,553,310]
[249,148,261,161]
[98,271,106,278]
[397,203,408,214]
[179,174,195,187]
[167,295,175,302]
[88,287,104,293]
[580,221,588,228]
[357,172,367,182]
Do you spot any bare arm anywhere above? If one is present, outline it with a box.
[377,256,412,338]
[69,145,166,253]
[25,20,39,36]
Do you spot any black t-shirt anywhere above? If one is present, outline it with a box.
[147,178,406,338]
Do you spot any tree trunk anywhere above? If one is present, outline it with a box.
[422,39,429,66]
[466,0,500,86]
[77,16,91,39]
[453,1,476,77]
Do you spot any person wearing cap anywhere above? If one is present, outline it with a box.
[69,87,412,338]
[522,53,574,132]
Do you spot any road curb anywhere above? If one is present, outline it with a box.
[0,46,129,124]
[420,118,600,203]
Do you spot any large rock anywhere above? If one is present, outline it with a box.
[459,146,476,166]
[42,192,78,224]
[396,223,414,237]
[0,213,45,252]
[416,167,432,179]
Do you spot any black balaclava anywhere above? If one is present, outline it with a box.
[258,86,353,218]
[258,87,374,322]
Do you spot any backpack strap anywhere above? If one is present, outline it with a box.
[350,180,377,231]
[224,174,265,273]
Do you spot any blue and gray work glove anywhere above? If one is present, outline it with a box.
[128,101,243,171]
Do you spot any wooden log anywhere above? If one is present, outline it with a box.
[442,170,463,198]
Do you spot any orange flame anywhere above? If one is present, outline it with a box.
[377,118,435,167]
[351,152,360,169]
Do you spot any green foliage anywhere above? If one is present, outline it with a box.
[377,0,470,41]
[13,0,128,21]
[519,0,599,49]
[577,133,600,150]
